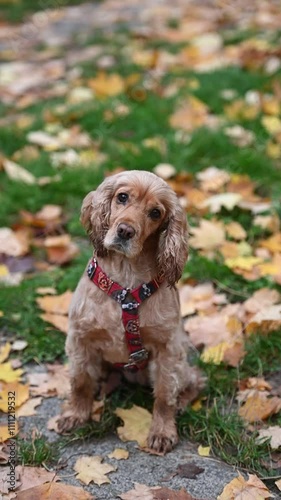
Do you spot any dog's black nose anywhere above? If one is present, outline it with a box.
[117,223,135,240]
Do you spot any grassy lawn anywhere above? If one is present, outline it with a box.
[1,0,281,485]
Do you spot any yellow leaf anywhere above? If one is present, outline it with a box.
[198,445,210,457]
[0,265,9,277]
[225,221,246,240]
[191,399,202,411]
[88,72,125,98]
[107,448,129,460]
[0,421,19,442]
[239,392,281,423]
[0,343,11,364]
[225,256,263,271]
[0,382,29,412]
[266,141,281,159]
[0,362,23,382]
[200,342,228,365]
[260,233,281,253]
[218,473,273,499]
[262,115,281,135]
[115,405,152,448]
[74,455,116,486]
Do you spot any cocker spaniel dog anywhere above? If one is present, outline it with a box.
[58,170,203,453]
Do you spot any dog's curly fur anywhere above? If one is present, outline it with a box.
[57,170,204,453]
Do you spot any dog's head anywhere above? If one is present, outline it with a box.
[81,170,188,285]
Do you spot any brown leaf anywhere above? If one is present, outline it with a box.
[175,463,204,479]
[40,312,69,333]
[16,481,94,499]
[0,228,30,257]
[258,426,281,450]
[17,397,42,417]
[218,473,273,499]
[153,487,198,500]
[238,392,281,423]
[119,483,160,500]
[36,290,73,315]
[244,288,281,314]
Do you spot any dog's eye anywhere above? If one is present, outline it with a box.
[117,193,128,204]
[149,208,161,220]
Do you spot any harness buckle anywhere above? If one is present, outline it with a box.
[87,258,97,279]
[121,302,139,311]
[124,348,148,369]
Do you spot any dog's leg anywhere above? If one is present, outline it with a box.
[148,344,204,453]
[147,350,181,453]
[57,333,101,433]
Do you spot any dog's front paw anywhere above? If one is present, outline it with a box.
[147,429,178,454]
[57,411,89,434]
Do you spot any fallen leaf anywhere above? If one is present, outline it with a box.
[153,487,198,500]
[88,72,125,97]
[246,305,281,334]
[276,479,281,491]
[16,465,58,492]
[115,405,152,448]
[36,290,73,315]
[107,448,129,460]
[200,342,228,365]
[224,125,255,147]
[28,364,70,398]
[74,455,116,486]
[119,483,159,500]
[196,166,230,192]
[11,340,28,352]
[197,445,210,457]
[199,193,242,213]
[0,421,19,442]
[0,228,30,257]
[225,256,263,271]
[44,235,79,265]
[218,473,273,499]
[175,463,204,479]
[153,163,176,180]
[0,343,11,364]
[16,482,94,500]
[260,233,281,253]
[244,288,280,314]
[189,220,225,250]
[40,312,69,333]
[0,382,29,412]
[238,392,281,422]
[0,362,23,383]
[17,397,42,417]
[2,159,36,185]
[258,426,281,450]
[36,287,57,295]
[225,221,247,240]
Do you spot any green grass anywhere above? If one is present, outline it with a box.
[17,431,59,466]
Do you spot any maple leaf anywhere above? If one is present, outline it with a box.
[115,405,152,448]
[0,422,19,442]
[36,290,72,315]
[0,228,30,257]
[0,382,29,412]
[74,455,116,486]
[0,362,23,383]
[238,392,281,423]
[218,473,273,499]
[88,72,125,97]
[258,426,281,450]
[199,193,242,213]
[16,482,94,500]
[246,304,281,334]
[17,397,42,417]
[189,219,225,250]
[196,166,230,192]
[225,221,246,240]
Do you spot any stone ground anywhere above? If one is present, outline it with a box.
[20,394,240,499]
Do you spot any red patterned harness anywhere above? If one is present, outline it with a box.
[87,257,164,371]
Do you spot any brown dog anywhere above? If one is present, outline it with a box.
[57,170,204,453]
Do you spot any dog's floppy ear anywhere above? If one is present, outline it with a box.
[80,176,115,257]
[157,200,188,286]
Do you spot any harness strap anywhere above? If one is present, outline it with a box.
[87,257,164,371]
